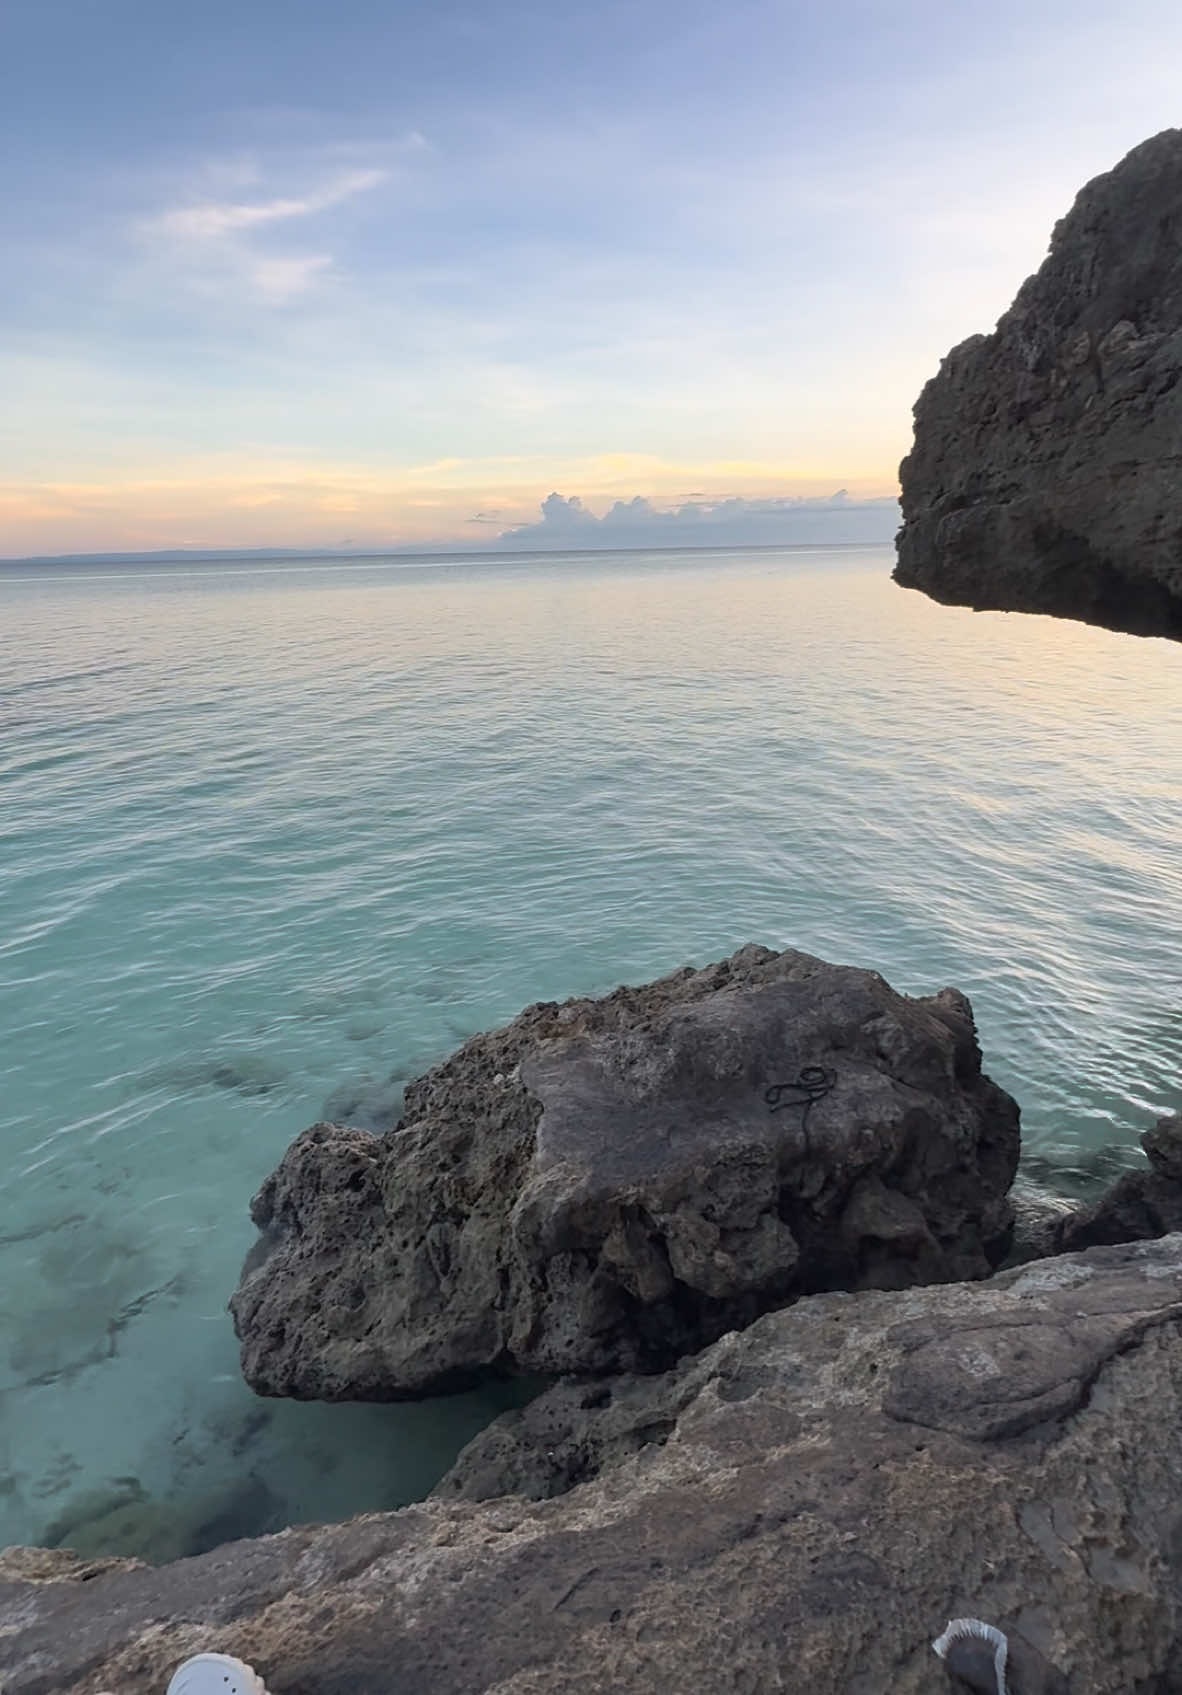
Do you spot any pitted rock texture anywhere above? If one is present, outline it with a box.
[231,944,1019,1399]
[895,128,1182,641]
[10,1238,1182,1694]
[434,1230,1182,1505]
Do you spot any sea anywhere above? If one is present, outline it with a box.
[1,542,1179,1560]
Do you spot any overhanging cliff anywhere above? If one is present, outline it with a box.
[895,130,1182,641]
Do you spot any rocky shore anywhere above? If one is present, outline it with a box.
[6,1231,1182,1693]
[6,133,1182,1695]
[5,944,1182,1694]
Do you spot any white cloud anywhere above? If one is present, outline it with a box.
[247,253,334,302]
[136,164,389,305]
[150,168,387,241]
[497,491,899,550]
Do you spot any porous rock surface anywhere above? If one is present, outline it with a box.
[10,1237,1182,1694]
[895,128,1182,640]
[231,945,1019,1399]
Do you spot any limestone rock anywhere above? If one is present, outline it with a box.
[9,1238,1182,1694]
[231,945,1019,1399]
[895,129,1182,641]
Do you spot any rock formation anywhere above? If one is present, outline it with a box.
[10,1237,1182,1694]
[231,945,1019,1399]
[895,129,1182,641]
[994,1113,1182,1272]
[1058,1111,1182,1252]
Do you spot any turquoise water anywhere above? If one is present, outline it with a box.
[1,543,1179,1556]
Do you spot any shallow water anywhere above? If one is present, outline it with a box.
[1,543,1179,1555]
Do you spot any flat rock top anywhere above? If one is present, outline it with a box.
[523,967,933,1191]
[231,945,1019,1398]
[9,1237,1182,1695]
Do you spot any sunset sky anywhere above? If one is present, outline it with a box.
[4,0,1182,556]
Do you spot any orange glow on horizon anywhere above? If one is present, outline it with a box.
[0,455,900,557]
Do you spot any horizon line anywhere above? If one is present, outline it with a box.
[0,537,898,569]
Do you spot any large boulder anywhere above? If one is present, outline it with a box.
[230,945,1019,1400]
[895,129,1182,641]
[10,1237,1182,1694]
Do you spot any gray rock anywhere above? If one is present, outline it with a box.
[998,1179,1075,1269]
[231,945,1019,1399]
[1059,1113,1182,1253]
[895,129,1182,641]
[1144,1112,1182,1180]
[10,1237,1182,1694]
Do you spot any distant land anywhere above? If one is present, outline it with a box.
[0,491,900,565]
[1,540,894,568]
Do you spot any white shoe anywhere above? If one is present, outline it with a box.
[165,1654,270,1695]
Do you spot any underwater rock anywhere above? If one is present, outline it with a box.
[145,1050,289,1099]
[1018,1140,1147,1205]
[999,1178,1077,1269]
[231,944,1020,1400]
[43,1474,281,1566]
[896,129,1182,640]
[10,1236,1182,1694]
[319,1071,404,1134]
[993,1116,1182,1271]
[1058,1112,1182,1252]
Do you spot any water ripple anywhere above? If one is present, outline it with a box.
[0,544,1179,1555]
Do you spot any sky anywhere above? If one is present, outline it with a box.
[3,0,1182,557]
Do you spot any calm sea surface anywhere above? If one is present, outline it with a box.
[1,543,1179,1557]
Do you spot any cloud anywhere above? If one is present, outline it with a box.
[149,168,388,241]
[247,253,334,302]
[533,492,597,529]
[137,163,389,304]
[496,490,900,550]
[0,464,901,560]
